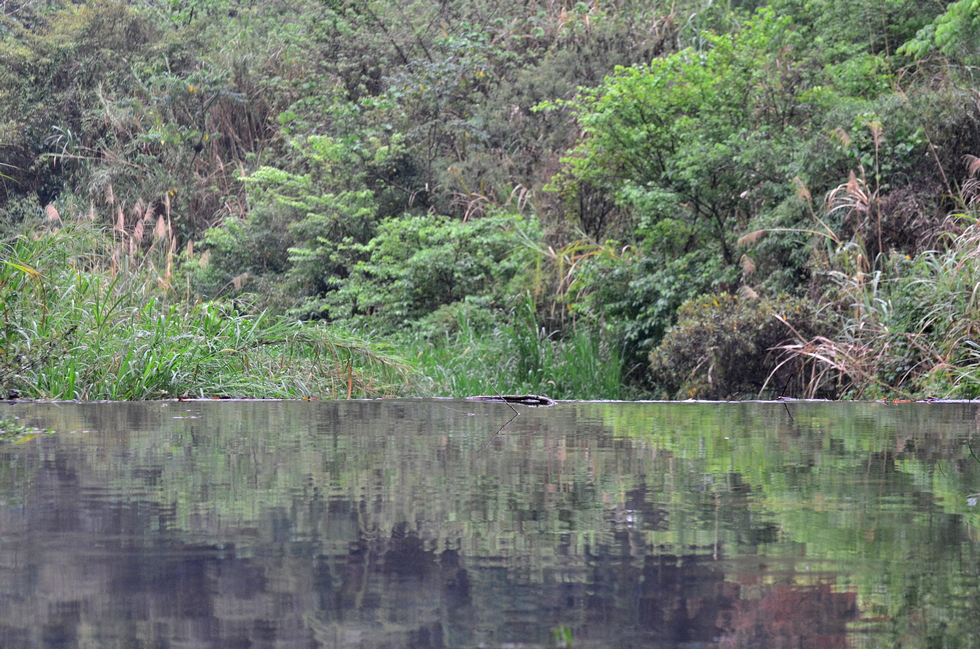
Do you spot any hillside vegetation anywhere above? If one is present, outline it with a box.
[2,0,980,399]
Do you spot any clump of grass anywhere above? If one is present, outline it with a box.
[409,301,626,400]
[1,221,414,400]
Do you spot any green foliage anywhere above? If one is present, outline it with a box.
[572,241,739,386]
[276,0,684,226]
[553,8,811,262]
[410,298,626,400]
[649,293,829,399]
[331,211,538,326]
[0,196,42,236]
[286,188,379,298]
[537,9,824,384]
[196,132,396,308]
[0,0,156,207]
[2,0,980,400]
[190,206,294,308]
[900,0,980,64]
[548,0,977,401]
[773,0,937,62]
[0,222,414,399]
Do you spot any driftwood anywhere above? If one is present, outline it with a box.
[466,394,556,407]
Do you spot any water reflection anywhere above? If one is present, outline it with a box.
[0,400,978,648]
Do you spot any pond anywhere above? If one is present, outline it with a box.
[0,399,978,648]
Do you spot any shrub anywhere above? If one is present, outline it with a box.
[649,293,831,399]
[324,210,539,327]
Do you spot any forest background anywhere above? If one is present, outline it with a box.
[2,0,980,401]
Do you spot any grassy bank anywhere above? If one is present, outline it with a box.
[0,224,412,400]
[1,222,627,401]
[13,213,980,402]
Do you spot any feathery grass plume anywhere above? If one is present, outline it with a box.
[961,154,980,207]
[740,253,755,277]
[738,178,841,248]
[132,217,145,244]
[738,285,759,300]
[827,171,871,220]
[794,176,812,206]
[736,230,766,247]
[43,204,61,225]
[153,214,167,241]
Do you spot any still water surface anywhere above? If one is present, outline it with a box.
[1,400,979,648]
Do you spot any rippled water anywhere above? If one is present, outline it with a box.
[0,399,978,648]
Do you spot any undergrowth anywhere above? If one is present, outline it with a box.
[742,159,980,399]
[784,217,980,399]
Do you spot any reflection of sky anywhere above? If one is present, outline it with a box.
[0,400,977,647]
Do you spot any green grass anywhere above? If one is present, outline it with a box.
[408,308,627,400]
[1,221,628,402]
[1,224,413,400]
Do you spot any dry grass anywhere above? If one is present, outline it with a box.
[768,215,980,398]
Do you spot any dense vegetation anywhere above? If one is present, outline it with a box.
[2,0,980,399]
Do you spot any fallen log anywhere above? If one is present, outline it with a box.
[465,394,556,407]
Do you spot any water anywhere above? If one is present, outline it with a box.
[0,399,978,648]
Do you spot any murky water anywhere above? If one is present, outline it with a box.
[1,400,978,648]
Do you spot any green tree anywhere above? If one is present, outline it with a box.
[332,210,539,326]
[899,0,980,65]
[554,8,813,264]
[0,0,154,210]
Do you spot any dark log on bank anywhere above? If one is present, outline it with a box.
[466,394,556,407]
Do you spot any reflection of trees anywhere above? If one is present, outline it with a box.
[0,497,857,648]
[726,583,857,648]
[0,400,978,646]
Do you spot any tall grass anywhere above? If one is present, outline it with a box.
[772,218,980,399]
[410,302,626,400]
[0,223,412,399]
[738,158,980,399]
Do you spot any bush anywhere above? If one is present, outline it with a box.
[325,210,539,327]
[649,293,830,399]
